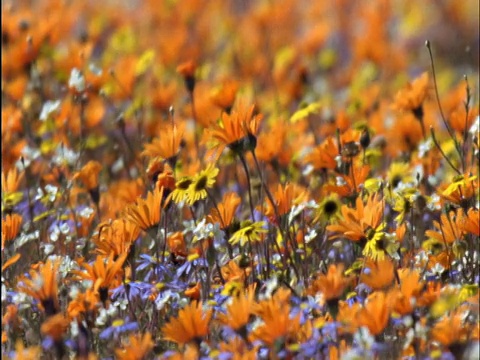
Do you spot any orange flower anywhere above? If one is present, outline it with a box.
[262,182,308,221]
[142,123,184,163]
[1,166,24,194]
[185,282,201,301]
[41,313,69,341]
[72,253,127,304]
[255,120,293,166]
[210,79,239,113]
[177,60,197,92]
[162,301,212,347]
[460,208,479,236]
[18,258,61,316]
[167,231,187,259]
[2,213,22,249]
[206,101,262,156]
[303,137,339,171]
[221,260,249,283]
[425,210,463,245]
[355,291,390,336]
[359,258,395,291]
[74,161,102,190]
[440,173,478,205]
[337,301,362,334]
[250,292,301,346]
[92,219,140,258]
[125,187,165,232]
[307,263,351,301]
[393,72,430,113]
[207,191,241,230]
[388,269,424,315]
[431,309,472,347]
[217,288,256,333]
[67,288,101,321]
[218,337,258,360]
[327,193,384,243]
[417,281,442,308]
[115,332,154,360]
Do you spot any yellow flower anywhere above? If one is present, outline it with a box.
[171,177,193,204]
[229,221,267,246]
[186,163,219,205]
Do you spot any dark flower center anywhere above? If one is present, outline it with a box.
[177,178,192,190]
[323,200,339,216]
[194,175,208,191]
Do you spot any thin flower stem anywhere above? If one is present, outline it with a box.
[430,127,461,175]
[238,153,256,220]
[190,91,200,152]
[206,189,233,259]
[250,149,300,280]
[426,41,464,170]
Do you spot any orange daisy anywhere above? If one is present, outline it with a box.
[162,301,213,347]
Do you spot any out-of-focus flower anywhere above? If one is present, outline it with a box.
[327,193,384,245]
[72,253,127,304]
[2,213,22,249]
[307,263,351,302]
[162,301,212,347]
[210,79,239,114]
[18,258,61,316]
[41,313,69,341]
[92,219,140,258]
[359,258,395,291]
[217,288,255,335]
[250,290,301,346]
[1,167,24,210]
[355,291,390,336]
[393,72,429,116]
[262,183,308,222]
[206,101,262,156]
[74,161,102,190]
[142,123,184,163]
[177,60,197,93]
[114,332,154,360]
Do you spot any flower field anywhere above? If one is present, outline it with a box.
[1,0,479,359]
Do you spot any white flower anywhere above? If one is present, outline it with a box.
[418,138,433,158]
[302,164,314,176]
[45,184,58,202]
[96,308,108,326]
[52,145,79,166]
[15,230,40,249]
[89,63,103,76]
[469,115,479,137]
[40,100,61,121]
[1,283,7,302]
[304,228,318,243]
[70,320,79,337]
[42,243,55,256]
[68,68,86,92]
[336,176,346,186]
[354,327,374,350]
[192,218,224,244]
[288,200,318,225]
[69,286,80,300]
[15,145,41,169]
[79,207,95,219]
